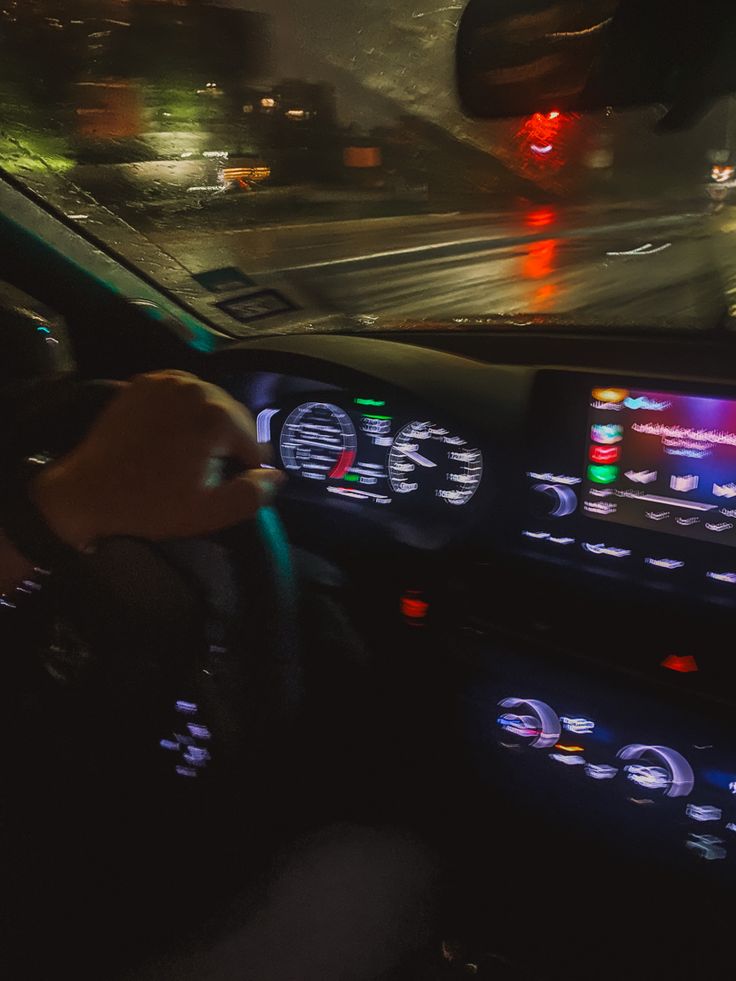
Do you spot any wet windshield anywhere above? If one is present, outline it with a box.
[1,1,734,337]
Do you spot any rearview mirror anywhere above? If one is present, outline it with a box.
[456,0,736,127]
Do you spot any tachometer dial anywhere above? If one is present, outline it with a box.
[388,421,483,505]
[279,402,357,481]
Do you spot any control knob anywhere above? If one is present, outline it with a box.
[530,482,578,518]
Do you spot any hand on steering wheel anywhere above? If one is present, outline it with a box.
[31,370,284,551]
[6,369,300,791]
[0,370,302,980]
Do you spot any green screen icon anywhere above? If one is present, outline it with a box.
[588,464,619,484]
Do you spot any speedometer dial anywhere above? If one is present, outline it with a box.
[388,421,483,506]
[280,402,357,481]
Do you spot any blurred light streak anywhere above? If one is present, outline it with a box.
[532,284,558,310]
[546,18,612,38]
[522,238,557,279]
[606,243,672,256]
[525,207,557,228]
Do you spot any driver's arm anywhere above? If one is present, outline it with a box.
[0,370,283,592]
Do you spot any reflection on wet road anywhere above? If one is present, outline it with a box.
[144,202,728,326]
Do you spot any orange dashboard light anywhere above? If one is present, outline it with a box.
[592,387,628,403]
[661,654,698,673]
[554,743,585,752]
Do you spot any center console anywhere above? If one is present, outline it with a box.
[448,370,736,974]
[520,371,736,605]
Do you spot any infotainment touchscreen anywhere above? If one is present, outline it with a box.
[583,387,736,547]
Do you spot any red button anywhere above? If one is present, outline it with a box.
[401,590,429,621]
[661,654,698,673]
[589,445,621,464]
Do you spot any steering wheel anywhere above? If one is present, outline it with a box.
[4,376,303,974]
[25,376,301,768]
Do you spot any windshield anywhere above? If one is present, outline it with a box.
[1,1,734,337]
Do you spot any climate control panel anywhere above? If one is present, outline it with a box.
[464,642,736,875]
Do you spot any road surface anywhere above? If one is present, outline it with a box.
[138,199,730,328]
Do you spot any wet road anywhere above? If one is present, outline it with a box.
[142,200,730,327]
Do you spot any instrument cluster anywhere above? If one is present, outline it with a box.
[256,395,484,511]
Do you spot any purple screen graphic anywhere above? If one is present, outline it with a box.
[583,388,736,547]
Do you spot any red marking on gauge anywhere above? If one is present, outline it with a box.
[329,448,356,479]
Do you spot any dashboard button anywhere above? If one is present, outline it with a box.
[661,654,698,673]
[521,530,575,546]
[706,571,736,584]
[645,557,685,571]
[686,834,726,861]
[581,542,631,558]
[686,804,722,822]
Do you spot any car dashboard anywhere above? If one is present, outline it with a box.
[211,338,736,616]
[206,334,736,974]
